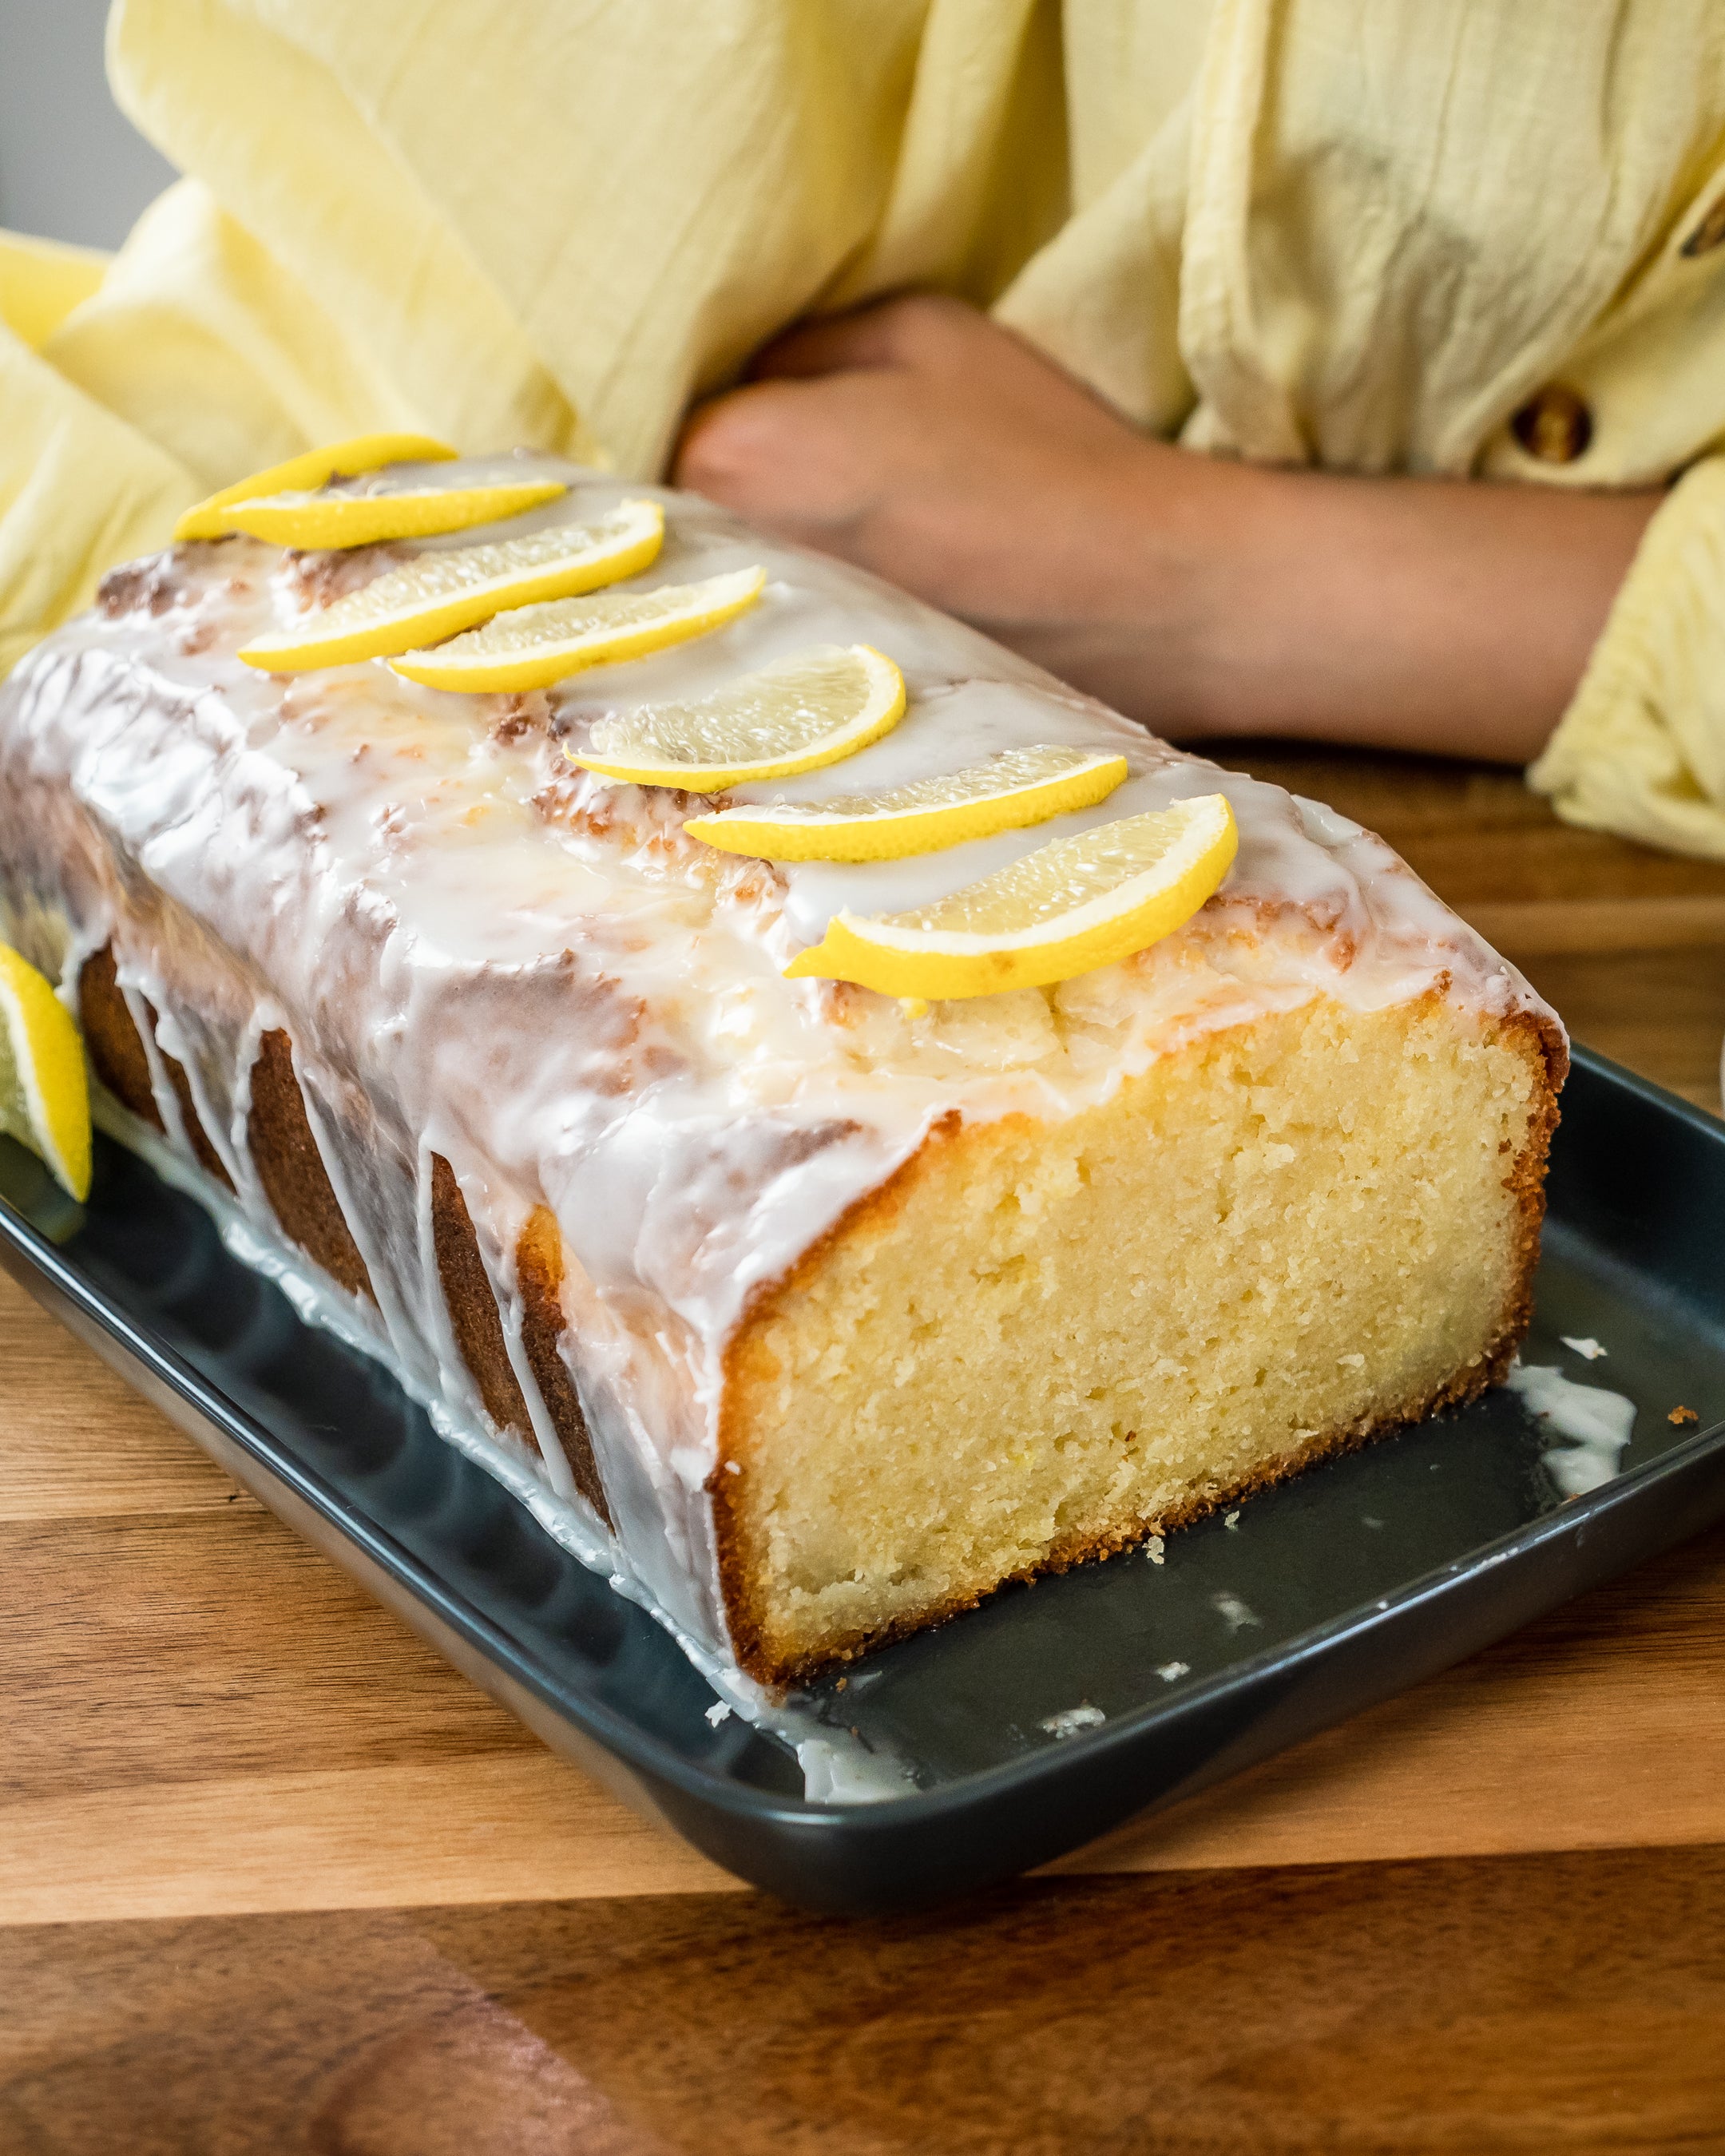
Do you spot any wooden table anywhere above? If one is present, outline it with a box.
[6,746,1725,2150]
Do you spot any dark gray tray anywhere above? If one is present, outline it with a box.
[3,1046,1723,1912]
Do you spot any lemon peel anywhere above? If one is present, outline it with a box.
[783,794,1239,1000]
[569,644,905,790]
[685,745,1128,862]
[173,432,458,541]
[238,500,665,672]
[0,944,90,1200]
[392,567,769,693]
[223,478,565,551]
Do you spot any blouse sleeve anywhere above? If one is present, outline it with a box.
[1535,461,1725,858]
[1529,459,1725,860]
[0,229,193,676]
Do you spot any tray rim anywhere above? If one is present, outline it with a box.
[5,1044,1725,1871]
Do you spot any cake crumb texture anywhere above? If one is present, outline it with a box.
[716,994,1556,1682]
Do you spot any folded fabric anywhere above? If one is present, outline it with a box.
[4,0,1725,850]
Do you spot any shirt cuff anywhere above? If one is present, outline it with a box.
[1529,458,1725,860]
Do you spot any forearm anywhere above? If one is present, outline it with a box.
[675,297,1660,767]
[1027,447,1662,763]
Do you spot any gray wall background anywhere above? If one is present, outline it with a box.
[1,0,178,249]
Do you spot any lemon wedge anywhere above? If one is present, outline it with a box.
[568,644,905,790]
[684,745,1128,862]
[0,944,90,1200]
[237,501,665,672]
[223,477,565,551]
[783,794,1239,1000]
[174,432,458,541]
[391,567,769,693]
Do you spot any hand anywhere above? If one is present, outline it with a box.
[673,295,1209,695]
[674,294,1660,762]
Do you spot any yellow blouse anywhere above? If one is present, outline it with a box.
[6,0,1725,853]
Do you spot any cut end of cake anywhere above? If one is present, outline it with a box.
[712,992,1561,1686]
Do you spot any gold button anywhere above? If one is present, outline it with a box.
[1683,193,1725,256]
[1510,383,1592,465]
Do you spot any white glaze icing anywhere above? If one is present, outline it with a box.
[1560,1334,1608,1361]
[0,451,1560,1694]
[1039,1705,1108,1739]
[1505,1360,1636,1497]
[1211,1591,1263,1633]
[795,1734,917,1802]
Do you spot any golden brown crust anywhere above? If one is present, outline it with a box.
[517,1205,611,1522]
[78,945,235,1190]
[428,1169,612,1512]
[246,1028,375,1303]
[1492,1001,1567,1365]
[430,1151,537,1447]
[78,945,164,1131]
[160,1051,236,1191]
[710,1001,1566,1690]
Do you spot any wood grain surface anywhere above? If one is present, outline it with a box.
[5,745,1725,2150]
[5,1852,1725,2153]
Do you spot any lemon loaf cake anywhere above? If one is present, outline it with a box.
[0,450,1564,1686]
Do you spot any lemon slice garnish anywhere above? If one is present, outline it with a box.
[391,567,769,693]
[0,944,91,1200]
[685,745,1128,862]
[783,794,1239,1000]
[237,500,665,672]
[567,644,905,790]
[174,432,458,541]
[223,478,565,550]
